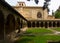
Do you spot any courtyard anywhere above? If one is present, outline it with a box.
[0,0,60,43]
[14,28,60,43]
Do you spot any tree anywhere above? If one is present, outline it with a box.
[34,0,39,4]
[27,0,30,1]
[55,10,60,18]
[27,0,39,4]
[43,0,51,9]
[43,0,51,13]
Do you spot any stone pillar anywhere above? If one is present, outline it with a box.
[20,18,23,28]
[36,21,38,27]
[23,20,25,28]
[47,22,49,28]
[56,21,59,27]
[55,22,57,28]
[57,21,59,27]
[31,21,32,28]
[34,22,35,27]
[51,22,53,28]
[37,21,39,27]
[45,22,47,28]
[39,22,41,28]
[32,21,33,27]
[38,21,39,27]
[24,21,27,27]
[53,22,55,27]
[35,22,36,27]
[35,21,37,28]
[43,22,45,28]
[4,20,6,43]
[41,22,43,28]
[59,21,60,27]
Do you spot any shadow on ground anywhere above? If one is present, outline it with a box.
[14,37,33,43]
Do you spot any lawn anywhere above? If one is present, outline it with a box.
[26,28,53,34]
[15,28,60,43]
[52,28,60,31]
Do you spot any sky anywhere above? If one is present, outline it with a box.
[5,0,60,14]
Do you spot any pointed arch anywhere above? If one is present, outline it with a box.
[16,17,20,33]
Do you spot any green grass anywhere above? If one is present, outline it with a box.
[15,35,60,43]
[53,28,60,31]
[26,28,53,34]
[15,28,60,43]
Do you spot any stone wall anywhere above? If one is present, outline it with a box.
[0,1,27,42]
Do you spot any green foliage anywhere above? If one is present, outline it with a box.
[55,10,60,18]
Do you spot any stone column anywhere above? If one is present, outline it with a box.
[57,21,59,27]
[43,22,45,28]
[31,21,32,28]
[56,21,59,27]
[55,22,57,28]
[47,22,49,28]
[51,22,53,28]
[34,21,35,27]
[40,22,43,28]
[45,22,46,28]
[4,20,6,43]
[59,21,60,27]
[36,21,38,27]
[39,22,41,28]
[38,21,39,27]
[35,21,37,28]
[35,22,36,27]
[20,18,23,28]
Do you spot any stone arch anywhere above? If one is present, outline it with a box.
[41,22,43,27]
[16,17,20,33]
[45,22,48,28]
[20,19,23,28]
[53,21,55,27]
[49,22,52,27]
[27,21,31,28]
[36,21,39,27]
[0,10,4,40]
[57,21,60,27]
[6,14,15,34]
[32,21,35,27]
[37,12,42,18]
[39,22,41,27]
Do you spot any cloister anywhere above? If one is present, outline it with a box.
[27,20,60,28]
[0,0,28,41]
[0,0,60,43]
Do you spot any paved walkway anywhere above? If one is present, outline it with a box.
[21,27,28,32]
[13,27,28,42]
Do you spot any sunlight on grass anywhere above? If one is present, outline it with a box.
[26,28,53,34]
[53,28,60,31]
[15,28,60,43]
[15,35,60,43]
